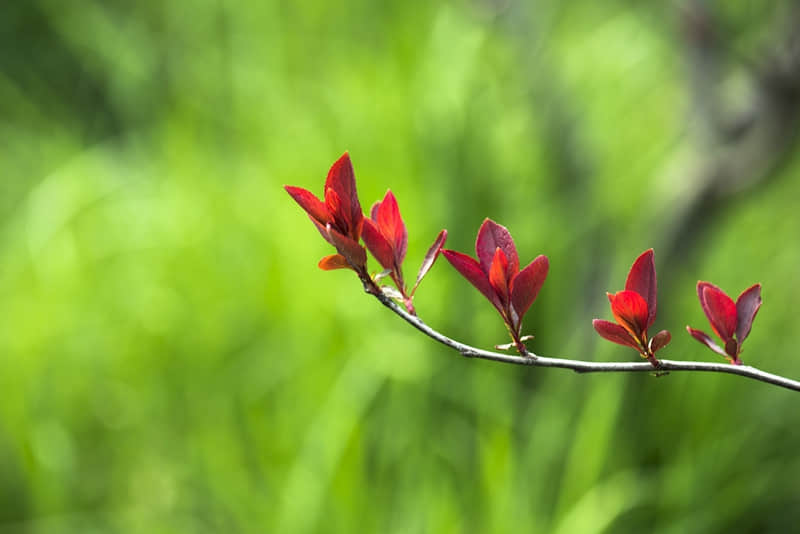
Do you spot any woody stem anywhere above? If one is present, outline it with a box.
[510,328,529,357]
[390,272,416,316]
[370,292,800,393]
[357,266,381,296]
[640,334,659,368]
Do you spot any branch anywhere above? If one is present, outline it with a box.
[370,291,800,393]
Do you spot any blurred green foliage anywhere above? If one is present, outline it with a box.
[2,1,800,532]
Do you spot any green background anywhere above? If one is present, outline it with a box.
[2,1,799,532]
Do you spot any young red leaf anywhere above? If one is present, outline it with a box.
[327,224,367,269]
[609,290,649,340]
[593,319,641,350]
[324,152,362,236]
[724,339,739,359]
[701,285,737,342]
[442,249,503,313]
[373,191,407,265]
[475,219,519,277]
[488,248,510,305]
[735,283,761,343]
[510,255,549,322]
[649,330,671,354]
[696,281,722,327]
[318,254,350,271]
[361,218,394,270]
[324,188,351,238]
[625,249,657,327]
[686,326,728,356]
[284,186,332,226]
[411,229,447,295]
[286,152,372,275]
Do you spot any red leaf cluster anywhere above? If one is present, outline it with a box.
[687,282,761,365]
[593,249,671,365]
[442,219,548,351]
[285,152,447,314]
[285,153,367,272]
[362,191,407,275]
[361,190,448,312]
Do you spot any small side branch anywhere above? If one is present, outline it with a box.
[373,293,800,393]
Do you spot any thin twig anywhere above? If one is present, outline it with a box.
[371,292,800,393]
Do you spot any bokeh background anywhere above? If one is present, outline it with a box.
[2,1,800,532]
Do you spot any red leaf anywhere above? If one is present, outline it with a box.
[442,249,503,313]
[324,188,347,234]
[285,186,332,226]
[510,255,549,322]
[593,319,641,350]
[374,190,408,266]
[649,330,671,354]
[325,152,363,239]
[701,285,737,342]
[475,219,519,277]
[327,224,367,270]
[318,254,350,271]
[625,249,657,327]
[724,339,739,359]
[686,326,728,357]
[488,248,510,306]
[609,290,649,340]
[735,283,761,343]
[412,229,447,294]
[696,280,723,329]
[361,218,394,271]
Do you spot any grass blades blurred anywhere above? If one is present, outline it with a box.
[1,1,800,532]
